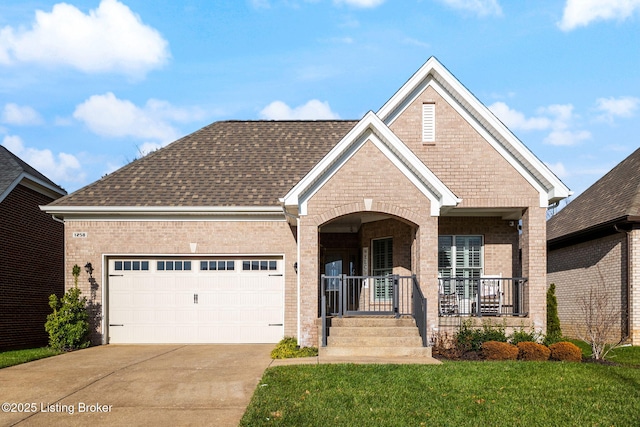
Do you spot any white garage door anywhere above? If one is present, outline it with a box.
[107,258,284,344]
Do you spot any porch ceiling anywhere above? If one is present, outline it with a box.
[442,207,524,220]
[319,212,392,233]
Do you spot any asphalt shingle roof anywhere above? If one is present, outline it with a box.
[49,120,358,207]
[0,145,65,196]
[547,147,640,241]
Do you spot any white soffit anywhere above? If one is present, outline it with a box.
[282,111,460,217]
[378,57,571,207]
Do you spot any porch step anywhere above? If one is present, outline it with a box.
[320,316,431,358]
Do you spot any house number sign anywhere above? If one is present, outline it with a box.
[72,232,88,238]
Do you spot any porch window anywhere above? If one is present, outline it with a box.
[438,235,483,297]
[372,237,393,300]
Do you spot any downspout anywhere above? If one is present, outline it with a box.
[51,214,65,224]
[614,224,631,343]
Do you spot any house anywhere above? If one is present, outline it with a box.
[1,146,66,351]
[42,57,570,350]
[548,148,640,345]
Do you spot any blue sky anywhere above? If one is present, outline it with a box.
[1,0,639,202]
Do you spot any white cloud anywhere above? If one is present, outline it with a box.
[333,0,386,8]
[73,93,206,143]
[489,101,591,146]
[437,0,503,17]
[2,134,83,183]
[489,102,551,131]
[595,96,639,122]
[558,0,640,31]
[544,130,591,146]
[545,161,569,178]
[1,103,43,126]
[259,99,340,120]
[0,0,169,78]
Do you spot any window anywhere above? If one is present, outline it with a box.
[157,260,191,271]
[242,260,278,271]
[422,102,435,142]
[372,238,393,301]
[114,260,149,271]
[200,260,235,271]
[438,235,483,297]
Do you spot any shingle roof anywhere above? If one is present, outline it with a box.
[547,147,640,241]
[48,120,358,207]
[0,145,65,197]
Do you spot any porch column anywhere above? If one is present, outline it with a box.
[521,207,547,334]
[417,216,439,336]
[298,220,319,348]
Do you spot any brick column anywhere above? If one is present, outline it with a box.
[417,216,439,336]
[521,207,547,334]
[298,220,319,348]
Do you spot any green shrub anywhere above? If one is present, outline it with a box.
[509,327,541,345]
[456,320,507,353]
[44,265,90,351]
[549,342,582,362]
[545,283,562,345]
[481,341,518,361]
[517,341,551,361]
[271,337,318,359]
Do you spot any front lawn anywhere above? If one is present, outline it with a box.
[241,362,640,426]
[0,347,61,369]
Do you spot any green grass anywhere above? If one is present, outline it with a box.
[566,339,640,366]
[0,347,61,369]
[241,362,640,426]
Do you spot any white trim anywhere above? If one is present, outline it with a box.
[377,57,571,207]
[296,217,301,343]
[282,111,460,217]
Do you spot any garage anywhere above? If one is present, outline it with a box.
[107,257,284,344]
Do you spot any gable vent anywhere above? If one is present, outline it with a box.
[422,103,435,142]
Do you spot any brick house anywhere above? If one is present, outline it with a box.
[548,148,640,345]
[43,57,569,351]
[1,146,66,350]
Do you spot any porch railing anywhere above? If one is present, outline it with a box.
[438,277,528,317]
[320,274,428,347]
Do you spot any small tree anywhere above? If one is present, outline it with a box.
[545,283,562,344]
[577,284,624,360]
[45,264,90,351]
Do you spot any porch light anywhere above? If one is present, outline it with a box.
[294,262,298,274]
[84,262,94,278]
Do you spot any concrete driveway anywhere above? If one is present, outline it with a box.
[0,344,274,427]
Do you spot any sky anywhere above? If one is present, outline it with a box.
[1,0,639,203]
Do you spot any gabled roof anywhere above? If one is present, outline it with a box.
[46,120,357,213]
[378,56,571,208]
[282,111,460,217]
[548,147,640,242]
[0,145,66,203]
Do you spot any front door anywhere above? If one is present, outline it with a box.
[322,249,359,312]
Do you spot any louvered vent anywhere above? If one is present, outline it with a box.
[422,103,435,142]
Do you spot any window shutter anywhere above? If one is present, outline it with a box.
[422,103,435,142]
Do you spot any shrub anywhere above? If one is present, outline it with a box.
[549,342,582,362]
[545,283,562,345]
[45,265,90,351]
[510,327,541,345]
[517,341,551,361]
[456,320,507,353]
[481,341,518,361]
[271,337,318,359]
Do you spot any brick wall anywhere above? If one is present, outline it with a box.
[0,184,64,351]
[63,220,298,344]
[631,228,640,345]
[548,233,627,342]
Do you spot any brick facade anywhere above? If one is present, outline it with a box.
[631,229,640,344]
[0,184,64,351]
[63,220,298,344]
[548,233,628,343]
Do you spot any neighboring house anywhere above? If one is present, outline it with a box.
[548,148,640,345]
[43,57,570,349]
[0,146,66,351]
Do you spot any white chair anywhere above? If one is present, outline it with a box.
[479,275,502,315]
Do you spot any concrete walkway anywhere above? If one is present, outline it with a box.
[0,345,440,427]
[0,345,273,427]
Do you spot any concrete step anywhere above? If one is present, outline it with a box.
[330,317,416,328]
[329,326,419,337]
[319,345,432,358]
[327,335,424,347]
